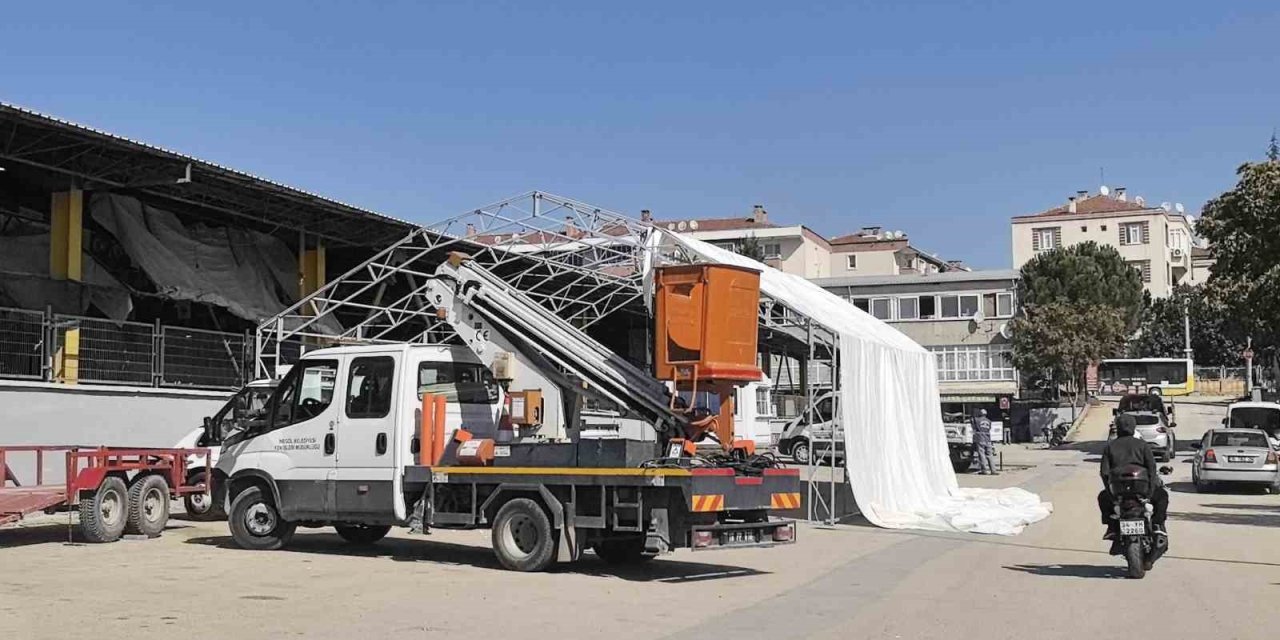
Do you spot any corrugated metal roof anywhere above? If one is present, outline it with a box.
[0,101,417,229]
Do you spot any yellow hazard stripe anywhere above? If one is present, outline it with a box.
[771,492,801,509]
[691,494,724,512]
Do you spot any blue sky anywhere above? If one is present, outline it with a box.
[4,1,1278,268]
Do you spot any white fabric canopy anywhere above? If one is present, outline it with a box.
[666,232,1052,535]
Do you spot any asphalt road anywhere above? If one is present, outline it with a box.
[3,398,1277,639]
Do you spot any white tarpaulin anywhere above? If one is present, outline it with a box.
[666,232,1052,535]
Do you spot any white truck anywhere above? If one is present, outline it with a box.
[213,255,800,571]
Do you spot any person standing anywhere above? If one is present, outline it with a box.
[972,409,997,475]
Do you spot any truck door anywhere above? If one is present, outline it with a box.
[334,354,400,519]
[237,357,342,520]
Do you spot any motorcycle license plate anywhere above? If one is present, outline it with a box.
[1119,520,1146,536]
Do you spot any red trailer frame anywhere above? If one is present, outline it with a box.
[0,446,211,529]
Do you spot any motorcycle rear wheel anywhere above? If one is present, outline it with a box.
[1125,541,1146,579]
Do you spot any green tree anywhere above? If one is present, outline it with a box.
[736,234,767,262]
[1128,283,1246,367]
[1197,152,1280,374]
[1017,241,1145,329]
[1012,302,1128,393]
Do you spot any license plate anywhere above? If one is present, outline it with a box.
[1119,520,1146,536]
[1227,456,1253,463]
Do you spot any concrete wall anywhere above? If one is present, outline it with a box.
[829,248,898,277]
[0,383,230,483]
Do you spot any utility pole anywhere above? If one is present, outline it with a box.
[1183,300,1192,362]
[1245,337,1255,395]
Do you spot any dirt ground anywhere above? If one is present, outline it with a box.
[4,398,1279,639]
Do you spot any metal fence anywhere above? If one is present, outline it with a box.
[0,306,252,390]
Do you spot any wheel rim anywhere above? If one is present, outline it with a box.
[794,444,809,463]
[188,491,209,513]
[244,502,278,536]
[501,514,539,557]
[143,487,165,524]
[100,489,123,526]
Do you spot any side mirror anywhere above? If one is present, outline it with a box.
[1189,442,1201,450]
[1221,418,1229,426]
[1112,408,1120,416]
[202,416,215,443]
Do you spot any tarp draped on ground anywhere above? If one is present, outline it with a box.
[665,232,1052,535]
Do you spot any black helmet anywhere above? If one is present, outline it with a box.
[1114,413,1137,438]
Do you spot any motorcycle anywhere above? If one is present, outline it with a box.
[1043,421,1069,447]
[1108,465,1173,579]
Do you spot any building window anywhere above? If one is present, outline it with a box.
[1101,225,1108,232]
[761,242,782,260]
[1120,221,1148,245]
[918,296,937,319]
[1129,260,1152,283]
[1080,225,1088,232]
[981,292,1015,318]
[940,295,959,318]
[1032,227,1060,252]
[1168,229,1186,249]
[959,294,979,317]
[899,297,919,320]
[939,294,980,319]
[852,298,870,313]
[870,298,892,320]
[931,344,1016,382]
[846,254,857,270]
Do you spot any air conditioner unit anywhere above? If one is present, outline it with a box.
[1171,248,1184,259]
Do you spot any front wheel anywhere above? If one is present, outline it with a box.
[183,471,226,521]
[949,448,972,473]
[228,486,296,551]
[1124,541,1146,579]
[335,524,391,545]
[792,440,811,465]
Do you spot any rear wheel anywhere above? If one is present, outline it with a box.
[125,474,170,538]
[228,486,296,551]
[949,448,972,473]
[79,476,129,543]
[1124,541,1146,579]
[491,498,556,572]
[334,524,391,545]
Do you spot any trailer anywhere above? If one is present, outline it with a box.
[0,445,211,542]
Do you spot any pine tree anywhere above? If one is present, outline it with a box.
[1268,130,1279,162]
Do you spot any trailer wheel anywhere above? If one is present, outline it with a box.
[125,474,170,538]
[491,498,556,572]
[79,476,129,543]
[183,471,225,521]
[229,486,296,551]
[593,536,652,565]
[335,525,391,545]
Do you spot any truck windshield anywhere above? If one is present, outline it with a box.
[1229,408,1280,433]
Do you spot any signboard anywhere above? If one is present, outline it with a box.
[998,397,1010,410]
[1244,348,1255,360]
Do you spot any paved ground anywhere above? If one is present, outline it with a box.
[3,398,1278,639]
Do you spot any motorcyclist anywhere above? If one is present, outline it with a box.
[1097,412,1169,539]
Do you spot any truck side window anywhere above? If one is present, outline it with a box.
[271,360,338,429]
[346,357,394,419]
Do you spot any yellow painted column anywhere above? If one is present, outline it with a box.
[299,242,327,309]
[50,189,84,383]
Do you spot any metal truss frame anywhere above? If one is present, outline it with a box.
[255,190,849,524]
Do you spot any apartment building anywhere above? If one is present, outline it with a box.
[650,206,960,280]
[1011,186,1197,297]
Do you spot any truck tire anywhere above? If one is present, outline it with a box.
[335,525,391,545]
[229,485,296,551]
[1124,541,1146,579]
[949,448,972,473]
[183,471,225,521]
[594,536,653,566]
[125,474,170,538]
[491,498,556,572]
[79,476,129,543]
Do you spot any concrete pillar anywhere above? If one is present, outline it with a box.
[50,189,83,383]
[299,241,326,310]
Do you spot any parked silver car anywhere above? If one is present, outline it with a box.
[1190,429,1280,493]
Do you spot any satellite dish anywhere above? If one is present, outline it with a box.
[677,221,687,231]
[1175,203,1185,214]
[689,220,699,230]
[1099,185,1110,196]
[1160,202,1172,212]
[971,309,986,324]
[999,322,1013,339]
